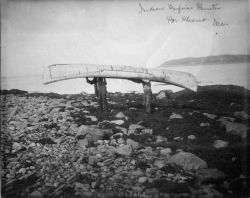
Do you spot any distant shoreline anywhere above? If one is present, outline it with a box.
[160,54,250,67]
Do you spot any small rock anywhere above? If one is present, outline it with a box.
[128,124,145,134]
[234,111,249,121]
[18,168,26,174]
[79,139,89,147]
[220,120,247,138]
[115,145,133,156]
[110,120,124,125]
[88,156,99,165]
[188,135,197,140]
[156,136,168,143]
[29,142,36,147]
[142,128,153,135]
[91,181,97,189]
[131,169,144,176]
[28,190,43,198]
[54,138,62,145]
[213,140,229,149]
[117,138,125,144]
[85,115,98,122]
[12,142,22,151]
[76,125,90,139]
[115,112,128,120]
[218,117,235,122]
[126,139,140,150]
[138,176,148,183]
[156,90,173,100]
[169,113,183,119]
[173,136,183,141]
[131,159,136,165]
[200,123,210,127]
[160,148,172,157]
[154,160,166,169]
[115,126,128,134]
[203,113,217,119]
[171,152,208,171]
[77,125,108,142]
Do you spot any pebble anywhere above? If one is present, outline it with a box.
[12,142,22,151]
[110,120,125,125]
[213,140,229,149]
[85,115,98,122]
[188,135,197,140]
[28,190,43,198]
[173,136,183,141]
[29,142,36,147]
[160,148,172,157]
[169,113,183,119]
[138,176,148,183]
[115,112,128,120]
[115,145,133,156]
[154,160,165,169]
[79,139,89,147]
[200,123,210,127]
[128,124,145,134]
[18,168,26,174]
[126,139,140,150]
[117,138,126,145]
[156,135,168,143]
[142,128,153,135]
[203,113,217,119]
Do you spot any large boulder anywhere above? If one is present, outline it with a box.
[171,152,208,171]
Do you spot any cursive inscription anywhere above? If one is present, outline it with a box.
[137,2,229,27]
[213,18,228,26]
[166,16,178,24]
[138,3,164,13]
[196,3,221,11]
[168,4,193,14]
[182,16,209,23]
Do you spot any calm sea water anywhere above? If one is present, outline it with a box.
[1,63,249,94]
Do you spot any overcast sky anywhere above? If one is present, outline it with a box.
[1,0,249,78]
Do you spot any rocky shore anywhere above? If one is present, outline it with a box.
[1,85,249,198]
